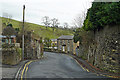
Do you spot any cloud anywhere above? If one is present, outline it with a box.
[1,0,93,26]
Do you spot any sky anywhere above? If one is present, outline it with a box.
[0,0,94,27]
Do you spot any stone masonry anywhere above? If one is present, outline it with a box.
[79,25,120,73]
[57,35,74,54]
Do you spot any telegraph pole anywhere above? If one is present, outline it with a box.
[22,5,25,60]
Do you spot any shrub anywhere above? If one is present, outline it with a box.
[83,2,120,31]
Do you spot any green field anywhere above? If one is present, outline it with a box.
[1,17,73,39]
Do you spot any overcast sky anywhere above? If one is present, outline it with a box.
[0,0,94,27]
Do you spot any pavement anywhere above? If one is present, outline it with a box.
[1,60,29,79]
[0,47,28,79]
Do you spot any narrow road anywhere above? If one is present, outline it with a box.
[21,52,107,78]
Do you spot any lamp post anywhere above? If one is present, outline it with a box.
[22,5,25,60]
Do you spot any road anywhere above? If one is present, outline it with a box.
[20,52,107,78]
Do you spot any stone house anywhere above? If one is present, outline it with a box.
[73,41,79,55]
[57,35,74,54]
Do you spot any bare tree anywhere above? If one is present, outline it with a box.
[2,13,9,25]
[63,22,69,29]
[8,15,12,24]
[2,24,16,36]
[2,12,12,24]
[73,1,91,28]
[2,12,8,18]
[42,16,50,30]
[73,10,86,28]
[51,18,59,31]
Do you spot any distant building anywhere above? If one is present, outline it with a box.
[57,35,74,54]
[51,39,57,49]
[0,35,16,44]
[2,24,17,44]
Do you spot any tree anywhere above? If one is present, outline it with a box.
[8,15,12,24]
[63,22,69,29]
[42,16,51,30]
[73,1,91,28]
[51,18,59,31]
[2,24,16,36]
[83,2,120,31]
[73,28,82,43]
[73,11,86,28]
[2,12,12,24]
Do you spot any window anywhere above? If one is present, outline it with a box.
[68,46,70,51]
[60,40,62,44]
[60,45,62,50]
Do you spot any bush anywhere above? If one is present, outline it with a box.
[16,48,22,57]
[81,56,87,60]
[2,43,15,48]
[44,48,52,52]
[83,2,120,31]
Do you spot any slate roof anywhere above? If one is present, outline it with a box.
[51,39,57,42]
[0,35,16,38]
[58,35,74,40]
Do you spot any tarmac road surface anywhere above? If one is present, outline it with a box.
[20,52,108,79]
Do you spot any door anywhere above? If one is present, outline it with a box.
[63,46,65,51]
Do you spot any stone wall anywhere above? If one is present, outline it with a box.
[0,18,2,64]
[79,25,120,73]
[2,48,21,65]
[24,32,43,59]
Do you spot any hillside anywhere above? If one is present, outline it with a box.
[1,17,73,39]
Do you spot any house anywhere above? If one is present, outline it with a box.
[2,24,17,44]
[57,35,74,54]
[1,35,16,44]
[73,41,79,55]
[1,24,21,65]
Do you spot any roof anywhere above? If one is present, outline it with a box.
[0,35,16,38]
[58,35,74,40]
[51,39,57,41]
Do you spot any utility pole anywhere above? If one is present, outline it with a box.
[22,5,25,60]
